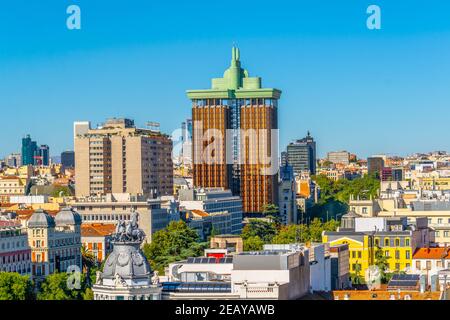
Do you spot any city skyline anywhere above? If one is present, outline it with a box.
[2,1,450,158]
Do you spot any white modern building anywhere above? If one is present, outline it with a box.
[179,188,243,234]
[162,245,311,300]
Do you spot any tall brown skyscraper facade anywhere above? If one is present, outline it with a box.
[74,118,173,198]
[187,47,281,214]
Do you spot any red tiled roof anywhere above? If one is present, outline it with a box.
[413,247,450,259]
[0,220,21,228]
[0,176,20,180]
[16,210,59,220]
[81,223,116,237]
[333,289,441,300]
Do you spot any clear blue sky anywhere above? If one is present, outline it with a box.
[1,0,450,159]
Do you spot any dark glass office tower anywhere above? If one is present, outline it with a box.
[37,145,50,166]
[21,135,37,165]
[61,151,75,169]
[286,132,316,176]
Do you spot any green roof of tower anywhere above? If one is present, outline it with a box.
[186,47,282,100]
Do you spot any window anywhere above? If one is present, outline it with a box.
[395,250,400,259]
[437,261,443,268]
[352,251,356,259]
[405,238,410,246]
[384,238,390,246]
[426,261,432,270]
[395,239,400,246]
[416,261,421,270]
[357,251,362,259]
[362,207,367,214]
[385,251,390,257]
[406,251,410,259]
[395,263,400,270]
[445,231,450,238]
[438,218,443,224]
[375,238,380,246]
[436,231,441,237]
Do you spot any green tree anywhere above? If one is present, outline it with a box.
[142,221,206,274]
[37,272,84,300]
[323,219,340,232]
[312,174,379,205]
[351,265,364,286]
[271,224,310,244]
[311,174,338,204]
[81,245,96,288]
[82,288,94,300]
[335,174,380,203]
[374,246,390,283]
[0,272,34,300]
[261,204,282,227]
[51,185,72,197]
[241,219,277,243]
[243,236,264,251]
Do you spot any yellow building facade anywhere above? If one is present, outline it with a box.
[322,233,413,276]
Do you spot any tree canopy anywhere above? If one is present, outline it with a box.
[241,218,340,250]
[241,219,278,243]
[375,246,391,284]
[37,272,86,300]
[143,221,207,274]
[0,272,34,300]
[311,174,379,205]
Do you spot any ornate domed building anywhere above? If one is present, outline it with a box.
[92,211,162,300]
[27,208,82,282]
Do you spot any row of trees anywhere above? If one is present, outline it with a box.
[312,173,380,205]
[0,216,341,299]
[142,215,341,273]
[0,271,94,300]
[143,221,208,274]
[0,244,100,300]
[241,218,340,251]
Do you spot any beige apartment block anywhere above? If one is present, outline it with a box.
[74,118,173,198]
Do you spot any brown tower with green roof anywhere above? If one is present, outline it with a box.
[187,47,281,214]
